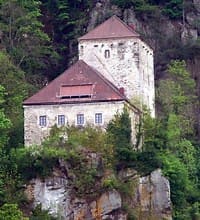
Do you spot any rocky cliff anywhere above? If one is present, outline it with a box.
[25,153,172,220]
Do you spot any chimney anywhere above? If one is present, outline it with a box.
[119,87,125,96]
[128,24,135,31]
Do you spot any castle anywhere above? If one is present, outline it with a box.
[23,16,155,146]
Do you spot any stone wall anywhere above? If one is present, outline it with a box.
[79,37,155,116]
[24,101,132,146]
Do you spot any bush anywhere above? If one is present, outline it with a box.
[162,0,183,19]
[30,204,57,220]
[12,146,67,180]
[159,153,190,209]
[0,203,28,220]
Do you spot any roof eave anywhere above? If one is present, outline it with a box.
[78,35,140,41]
[23,98,126,106]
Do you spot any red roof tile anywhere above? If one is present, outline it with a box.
[23,60,126,105]
[79,15,139,41]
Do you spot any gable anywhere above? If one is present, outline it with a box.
[23,60,125,105]
[79,15,140,41]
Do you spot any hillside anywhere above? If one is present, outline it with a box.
[0,0,199,219]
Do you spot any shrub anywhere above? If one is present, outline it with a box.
[30,204,57,220]
[0,203,28,220]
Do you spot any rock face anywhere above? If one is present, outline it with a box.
[133,169,172,220]
[32,176,124,219]
[27,168,171,220]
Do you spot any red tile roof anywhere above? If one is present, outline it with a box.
[79,15,139,41]
[23,60,126,105]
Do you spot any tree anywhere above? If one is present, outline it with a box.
[0,52,29,146]
[162,0,183,19]
[157,60,197,137]
[155,60,199,218]
[106,108,134,164]
[0,204,28,220]
[0,85,11,148]
[0,0,58,78]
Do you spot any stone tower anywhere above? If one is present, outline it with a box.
[78,16,155,116]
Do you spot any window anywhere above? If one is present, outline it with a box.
[104,50,110,58]
[39,115,47,126]
[80,45,84,56]
[77,114,84,125]
[58,115,65,126]
[60,84,93,99]
[95,113,102,124]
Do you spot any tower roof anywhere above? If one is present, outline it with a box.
[79,15,140,41]
[23,60,126,106]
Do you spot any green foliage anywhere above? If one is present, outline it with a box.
[0,148,26,206]
[0,52,30,147]
[102,176,119,190]
[154,60,200,218]
[141,110,166,151]
[162,0,183,19]
[41,0,93,76]
[12,145,66,180]
[0,203,28,220]
[106,108,132,163]
[157,60,196,135]
[111,0,159,17]
[45,124,114,169]
[0,0,58,77]
[159,153,190,208]
[30,204,57,220]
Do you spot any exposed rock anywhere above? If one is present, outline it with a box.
[26,156,172,220]
[87,0,121,32]
[29,176,123,220]
[181,27,198,44]
[33,176,68,218]
[193,0,200,13]
[186,12,197,26]
[133,169,172,220]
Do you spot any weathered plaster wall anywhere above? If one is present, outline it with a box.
[79,37,155,116]
[24,101,131,146]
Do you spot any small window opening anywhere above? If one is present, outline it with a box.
[58,115,65,126]
[95,113,102,124]
[77,114,84,125]
[104,50,110,58]
[39,115,47,126]
[80,45,84,56]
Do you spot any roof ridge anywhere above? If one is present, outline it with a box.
[112,15,139,36]
[78,15,139,40]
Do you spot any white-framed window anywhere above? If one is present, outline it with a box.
[77,114,84,125]
[39,115,47,126]
[58,115,65,126]
[95,113,102,124]
[104,49,110,58]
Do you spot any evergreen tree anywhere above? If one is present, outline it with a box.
[0,0,58,78]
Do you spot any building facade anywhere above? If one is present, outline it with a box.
[23,16,154,146]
